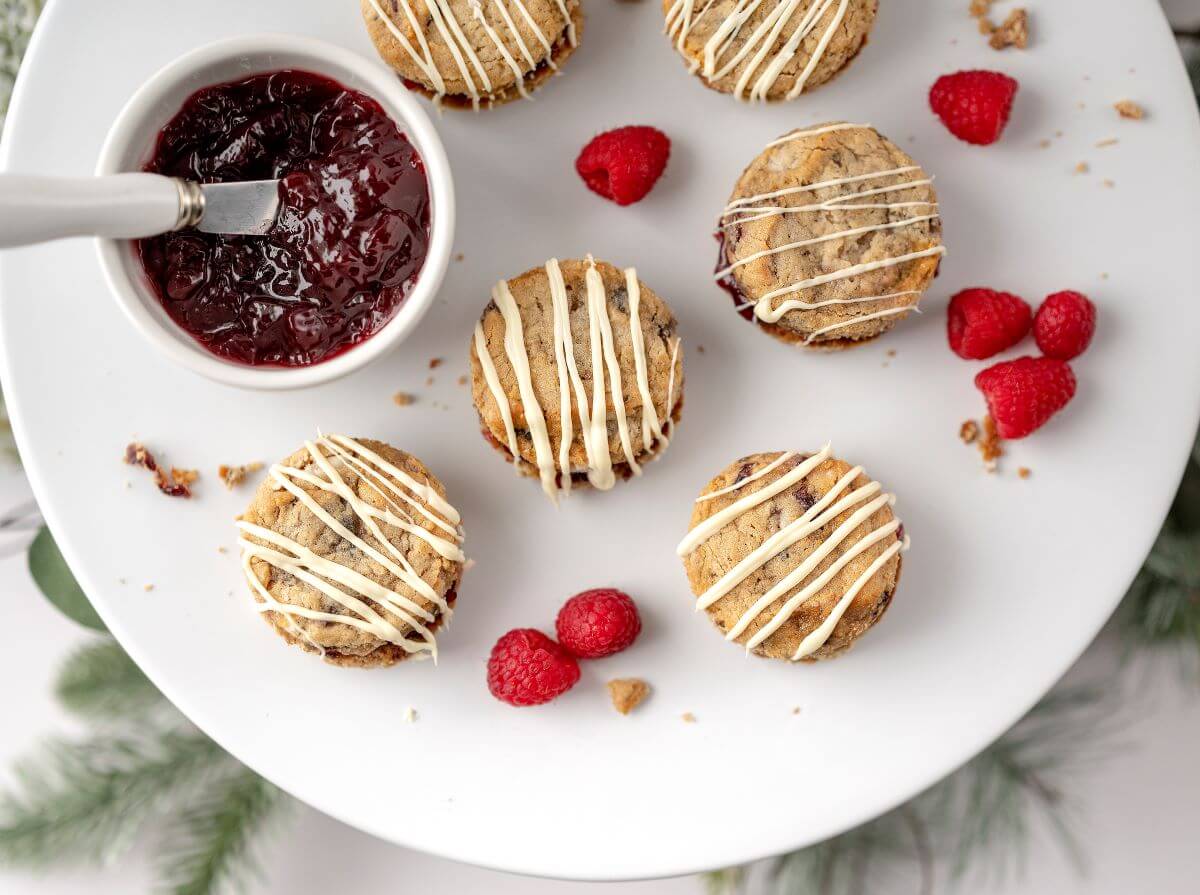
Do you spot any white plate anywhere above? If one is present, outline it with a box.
[3,0,1198,881]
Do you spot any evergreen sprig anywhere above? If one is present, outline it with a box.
[709,683,1117,895]
[157,769,286,895]
[0,731,227,867]
[54,638,165,719]
[0,0,39,125]
[1117,436,1200,664]
[0,636,290,894]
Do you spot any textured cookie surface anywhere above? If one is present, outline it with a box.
[238,436,465,668]
[680,448,903,661]
[719,122,944,348]
[470,257,684,498]
[663,0,877,101]
[361,0,582,108]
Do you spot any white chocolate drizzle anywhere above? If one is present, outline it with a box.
[677,445,906,660]
[473,257,682,503]
[366,0,577,109]
[718,123,946,343]
[237,435,465,660]
[664,0,851,101]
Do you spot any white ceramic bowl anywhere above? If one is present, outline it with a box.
[95,34,455,390]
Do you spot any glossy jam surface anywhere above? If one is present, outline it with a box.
[138,70,430,367]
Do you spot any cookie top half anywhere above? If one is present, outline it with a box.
[718,122,945,348]
[362,0,582,108]
[470,257,684,502]
[237,435,466,668]
[663,0,877,101]
[678,446,904,661]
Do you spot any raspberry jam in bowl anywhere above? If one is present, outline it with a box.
[97,36,454,390]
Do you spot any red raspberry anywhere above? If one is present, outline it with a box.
[929,70,1019,145]
[1033,290,1096,360]
[555,588,641,659]
[974,356,1077,439]
[575,126,671,206]
[486,629,580,707]
[947,288,1032,359]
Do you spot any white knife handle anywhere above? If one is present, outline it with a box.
[0,173,196,248]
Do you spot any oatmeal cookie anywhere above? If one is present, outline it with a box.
[362,0,583,108]
[470,257,684,501]
[678,446,904,661]
[717,122,944,348]
[663,0,877,101]
[237,435,465,668]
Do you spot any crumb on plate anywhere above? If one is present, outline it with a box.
[124,442,197,498]
[1096,137,1119,148]
[429,357,443,369]
[393,391,417,407]
[607,678,651,715]
[960,419,980,445]
[681,712,697,723]
[1018,466,1032,479]
[217,462,262,490]
[1114,100,1144,119]
[988,8,1028,50]
[979,415,1004,472]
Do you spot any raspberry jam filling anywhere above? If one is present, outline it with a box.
[137,70,430,367]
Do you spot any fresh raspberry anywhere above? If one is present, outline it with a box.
[929,70,1019,145]
[1033,290,1096,360]
[555,588,641,659]
[947,288,1032,359]
[575,126,671,206]
[486,629,580,707]
[974,356,1077,439]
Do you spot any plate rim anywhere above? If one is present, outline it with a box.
[3,0,1200,880]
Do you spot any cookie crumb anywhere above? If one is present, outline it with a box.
[425,375,435,387]
[217,546,228,554]
[959,419,980,445]
[886,349,896,358]
[697,344,706,354]
[1018,466,1032,479]
[607,678,650,715]
[124,442,197,498]
[1102,178,1115,188]
[792,706,802,715]
[403,706,418,723]
[977,16,994,35]
[217,462,262,490]
[968,0,991,17]
[1114,100,1144,120]
[1054,130,1064,138]
[457,374,468,386]
[429,357,443,369]
[453,252,464,262]
[681,712,697,723]
[393,391,417,407]
[978,414,1005,471]
[1037,139,1051,149]
[1095,137,1119,149]
[143,584,155,592]
[988,8,1028,50]
[1074,161,1089,174]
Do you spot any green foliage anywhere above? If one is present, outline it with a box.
[157,770,286,895]
[1117,438,1200,662]
[55,638,164,719]
[0,731,226,867]
[27,525,105,631]
[711,684,1114,895]
[0,0,39,125]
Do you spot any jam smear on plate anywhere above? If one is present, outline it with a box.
[138,70,430,367]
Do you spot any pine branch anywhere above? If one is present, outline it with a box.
[0,730,230,868]
[157,769,287,895]
[54,638,165,719]
[729,683,1114,895]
